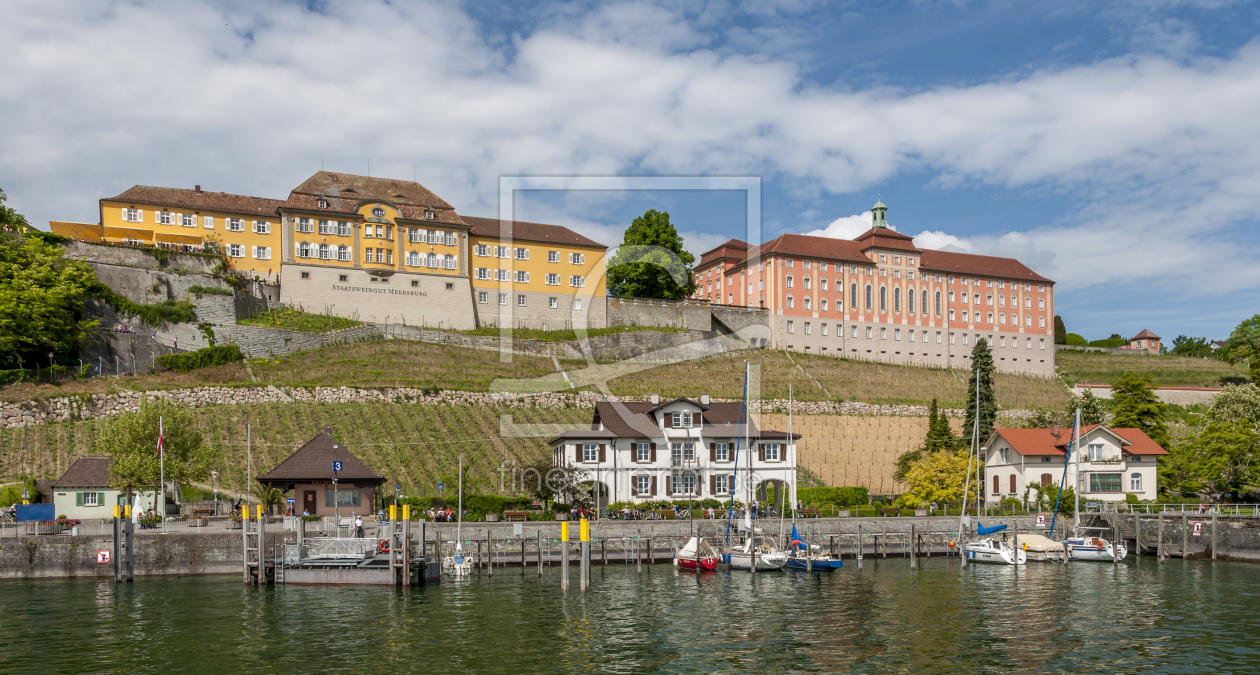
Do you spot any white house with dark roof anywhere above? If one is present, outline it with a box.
[548,395,799,509]
[983,425,1169,505]
[51,457,158,520]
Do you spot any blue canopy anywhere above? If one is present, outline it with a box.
[977,522,1007,536]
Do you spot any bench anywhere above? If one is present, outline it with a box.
[880,507,901,517]
[799,508,820,518]
[656,510,676,520]
[504,511,529,522]
[191,507,216,517]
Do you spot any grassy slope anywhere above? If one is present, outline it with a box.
[0,403,589,497]
[1055,350,1248,388]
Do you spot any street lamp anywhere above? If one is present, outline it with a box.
[212,471,219,515]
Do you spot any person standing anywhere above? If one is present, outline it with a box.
[354,515,364,538]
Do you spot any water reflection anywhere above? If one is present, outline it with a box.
[1,559,1258,674]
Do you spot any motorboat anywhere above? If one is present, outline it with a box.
[675,537,719,571]
[964,538,1027,565]
[1064,536,1127,562]
[725,535,788,571]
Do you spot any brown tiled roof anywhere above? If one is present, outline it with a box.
[53,457,114,488]
[289,171,453,209]
[853,227,921,253]
[280,192,465,226]
[919,249,1052,284]
[586,400,773,441]
[105,186,285,217]
[256,429,385,487]
[1130,329,1161,340]
[990,425,1168,457]
[752,234,872,265]
[698,239,750,268]
[462,216,607,249]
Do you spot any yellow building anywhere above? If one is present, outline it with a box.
[90,185,285,276]
[463,216,608,330]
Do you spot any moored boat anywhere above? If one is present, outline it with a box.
[725,535,788,571]
[1064,536,1127,562]
[783,523,842,571]
[676,537,719,571]
[964,538,1027,565]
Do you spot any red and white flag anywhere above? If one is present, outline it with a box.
[157,419,164,454]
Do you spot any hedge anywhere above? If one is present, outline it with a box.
[157,344,243,372]
[798,487,869,508]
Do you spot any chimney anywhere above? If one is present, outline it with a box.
[323,426,332,435]
[701,394,710,405]
[194,185,201,193]
[650,394,659,405]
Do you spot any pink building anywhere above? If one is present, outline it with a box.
[692,199,1056,376]
[1124,329,1161,353]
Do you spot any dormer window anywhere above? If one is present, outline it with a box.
[318,199,328,209]
[425,209,436,220]
[372,207,385,217]
[671,411,694,428]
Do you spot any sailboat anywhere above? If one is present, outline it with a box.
[675,537,719,571]
[443,455,472,576]
[964,522,1026,565]
[784,522,843,571]
[726,511,788,571]
[1045,409,1128,562]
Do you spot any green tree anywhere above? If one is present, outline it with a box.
[606,209,697,299]
[1109,371,1171,449]
[252,482,287,515]
[1170,335,1213,358]
[894,398,956,481]
[963,338,997,444]
[1220,315,1260,384]
[98,398,214,507]
[1054,315,1067,345]
[0,211,102,369]
[1174,422,1260,500]
[1076,389,1108,426]
[0,189,31,231]
[898,449,979,509]
[1206,383,1260,433]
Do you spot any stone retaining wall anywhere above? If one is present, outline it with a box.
[0,385,1037,429]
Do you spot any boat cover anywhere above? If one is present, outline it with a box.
[977,522,1007,535]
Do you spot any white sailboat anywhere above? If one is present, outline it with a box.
[443,455,472,577]
[726,511,788,571]
[964,537,1027,565]
[1064,536,1128,562]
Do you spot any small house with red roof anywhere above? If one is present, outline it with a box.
[257,428,385,516]
[983,425,1169,504]
[1124,329,1161,353]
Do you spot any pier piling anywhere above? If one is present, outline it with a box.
[1158,513,1165,562]
[910,524,917,570]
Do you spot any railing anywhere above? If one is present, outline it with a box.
[305,537,378,559]
[1078,503,1260,515]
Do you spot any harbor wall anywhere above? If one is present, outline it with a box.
[1093,513,1260,563]
[0,531,286,580]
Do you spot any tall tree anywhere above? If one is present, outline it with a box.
[98,398,214,507]
[1053,315,1067,345]
[0,189,30,231]
[1170,335,1213,358]
[0,215,101,370]
[963,338,997,445]
[1076,389,1108,426]
[1220,315,1260,384]
[1174,422,1260,500]
[898,450,979,509]
[1109,371,1171,449]
[925,398,954,450]
[606,209,697,300]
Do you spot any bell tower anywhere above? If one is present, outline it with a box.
[872,195,888,229]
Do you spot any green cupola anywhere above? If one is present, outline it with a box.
[872,195,888,229]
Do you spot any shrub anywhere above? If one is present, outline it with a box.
[462,494,511,521]
[187,285,233,297]
[798,486,869,508]
[1066,333,1088,346]
[157,344,243,372]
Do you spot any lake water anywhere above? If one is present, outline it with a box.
[2,557,1257,674]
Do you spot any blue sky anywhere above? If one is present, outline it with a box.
[2,0,1259,341]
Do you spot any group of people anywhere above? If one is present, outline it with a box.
[428,507,455,522]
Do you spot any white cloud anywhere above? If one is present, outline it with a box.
[1,0,1259,304]
[804,211,877,239]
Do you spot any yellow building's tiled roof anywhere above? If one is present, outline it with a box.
[462,215,606,249]
[106,186,284,217]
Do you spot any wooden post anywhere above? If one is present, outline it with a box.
[1063,540,1069,566]
[636,534,641,574]
[125,516,134,583]
[1135,515,1141,555]
[521,538,526,571]
[487,529,493,577]
[1112,521,1119,565]
[1182,513,1188,559]
[603,539,608,565]
[580,542,589,591]
[113,515,121,584]
[560,522,570,592]
[241,505,250,584]
[1014,521,1020,566]
[402,515,411,587]
[537,530,543,576]
[910,524,917,570]
[751,534,756,574]
[257,506,266,585]
[1212,512,1218,561]
[648,538,653,565]
[1158,513,1165,562]
[856,523,862,570]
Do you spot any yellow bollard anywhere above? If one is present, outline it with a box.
[241,505,248,521]
[124,504,132,518]
[561,521,569,542]
[580,518,590,542]
[389,504,397,521]
[256,505,263,520]
[114,505,122,519]
[402,504,410,520]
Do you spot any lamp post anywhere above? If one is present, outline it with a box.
[212,471,219,515]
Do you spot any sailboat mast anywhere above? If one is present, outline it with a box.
[973,367,982,517]
[1073,408,1081,538]
[959,371,978,538]
[456,454,463,547]
[725,361,749,548]
[781,383,791,546]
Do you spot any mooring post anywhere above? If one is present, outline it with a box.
[560,521,570,592]
[402,505,411,587]
[1063,540,1069,566]
[257,505,267,585]
[910,524,917,570]
[113,509,121,584]
[856,523,862,570]
[648,538,653,565]
[636,532,642,574]
[1158,513,1165,562]
[241,504,249,584]
[1212,512,1218,561]
[580,519,590,591]
[537,529,543,576]
[388,505,397,587]
[1182,513,1188,559]
[1135,514,1141,555]
[125,513,134,583]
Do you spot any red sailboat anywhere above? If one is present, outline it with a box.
[676,537,719,571]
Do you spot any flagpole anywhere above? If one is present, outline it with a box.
[159,416,166,534]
